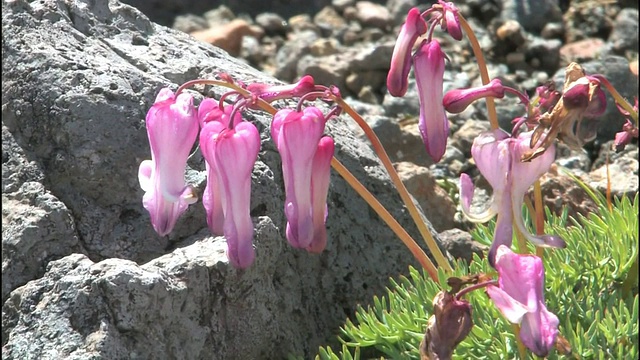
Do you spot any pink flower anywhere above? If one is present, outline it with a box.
[387,8,427,97]
[438,1,463,41]
[271,107,334,252]
[197,98,241,128]
[486,245,559,357]
[614,119,639,152]
[200,119,261,268]
[562,75,607,117]
[459,129,565,264]
[443,79,505,114]
[138,88,199,236]
[246,75,317,103]
[414,39,449,162]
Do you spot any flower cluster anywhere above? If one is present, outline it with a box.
[138,77,337,268]
[134,1,636,357]
[385,2,632,356]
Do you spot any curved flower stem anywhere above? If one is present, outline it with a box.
[513,220,528,255]
[177,78,444,278]
[332,96,453,272]
[458,15,499,130]
[455,279,498,299]
[512,324,528,359]
[606,154,613,212]
[593,75,639,125]
[331,158,439,282]
[533,180,545,258]
[176,79,278,114]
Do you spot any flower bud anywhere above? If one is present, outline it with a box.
[443,79,505,114]
[387,8,427,97]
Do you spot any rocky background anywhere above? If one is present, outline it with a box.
[2,0,638,359]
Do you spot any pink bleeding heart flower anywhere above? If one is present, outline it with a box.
[443,79,506,114]
[438,1,463,41]
[138,88,199,236]
[414,39,450,162]
[486,245,559,357]
[246,75,317,103]
[198,98,241,128]
[614,118,639,152]
[200,118,261,268]
[459,129,565,265]
[387,7,427,97]
[271,107,334,252]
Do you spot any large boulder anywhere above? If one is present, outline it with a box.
[1,0,443,359]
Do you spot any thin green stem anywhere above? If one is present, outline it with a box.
[513,220,529,255]
[512,324,529,359]
[458,15,499,130]
[533,181,545,258]
[333,96,453,273]
[331,158,439,282]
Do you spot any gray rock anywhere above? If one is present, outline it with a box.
[255,12,288,35]
[348,41,395,72]
[203,5,236,26]
[358,115,404,158]
[590,143,639,198]
[2,0,444,358]
[563,1,614,43]
[386,0,417,26]
[354,1,392,29]
[274,30,320,81]
[500,0,562,33]
[395,162,457,232]
[382,79,421,117]
[314,5,348,33]
[2,182,84,302]
[554,143,591,173]
[297,53,350,92]
[333,0,356,13]
[121,0,337,27]
[534,170,599,220]
[525,37,562,73]
[172,13,208,33]
[451,120,492,158]
[608,8,639,55]
[438,228,488,264]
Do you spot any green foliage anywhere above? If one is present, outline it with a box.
[314,193,639,359]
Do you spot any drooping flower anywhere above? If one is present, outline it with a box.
[459,129,565,265]
[138,88,199,236]
[437,1,463,41]
[613,97,639,152]
[443,78,506,114]
[200,118,261,268]
[197,100,229,235]
[387,7,427,97]
[198,98,241,128]
[414,39,449,162]
[486,245,559,357]
[246,75,317,103]
[527,62,607,161]
[614,118,639,152]
[271,107,334,252]
[421,291,473,359]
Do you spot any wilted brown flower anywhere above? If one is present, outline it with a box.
[524,62,606,161]
[420,291,473,360]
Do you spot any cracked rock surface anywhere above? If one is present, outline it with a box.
[1,0,443,359]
